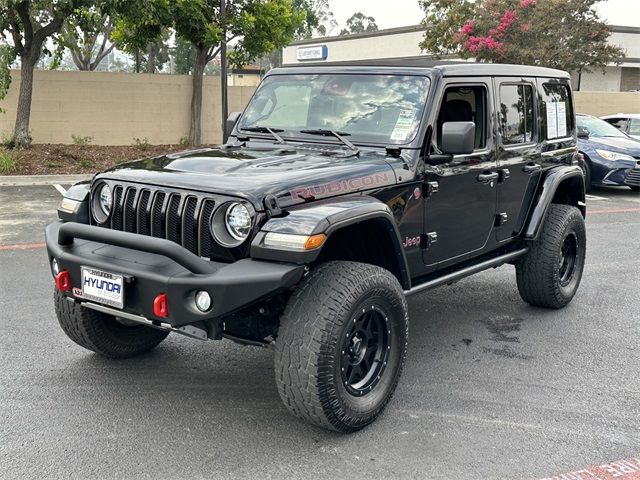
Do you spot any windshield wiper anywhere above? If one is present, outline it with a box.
[299,129,359,153]
[241,126,285,144]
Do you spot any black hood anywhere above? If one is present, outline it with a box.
[97,145,404,210]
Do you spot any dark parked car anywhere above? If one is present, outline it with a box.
[577,114,640,192]
[601,113,640,140]
[46,64,587,432]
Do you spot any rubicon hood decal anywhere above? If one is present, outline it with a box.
[98,145,401,209]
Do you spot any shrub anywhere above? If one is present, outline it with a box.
[72,134,93,146]
[0,149,15,173]
[179,135,190,146]
[133,137,151,150]
[79,158,94,168]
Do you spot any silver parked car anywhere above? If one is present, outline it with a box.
[601,113,640,140]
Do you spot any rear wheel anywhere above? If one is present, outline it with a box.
[516,204,586,309]
[274,261,408,432]
[54,290,169,358]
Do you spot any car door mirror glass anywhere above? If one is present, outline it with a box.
[441,121,475,155]
[577,126,589,138]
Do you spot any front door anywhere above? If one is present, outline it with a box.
[494,78,541,241]
[422,80,498,267]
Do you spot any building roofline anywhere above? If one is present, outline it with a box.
[289,24,640,47]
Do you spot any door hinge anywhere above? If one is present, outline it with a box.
[423,181,439,198]
[495,212,508,226]
[498,168,510,183]
[421,232,438,249]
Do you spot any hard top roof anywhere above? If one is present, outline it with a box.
[272,62,569,79]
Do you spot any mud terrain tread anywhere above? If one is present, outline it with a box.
[516,204,585,309]
[54,289,169,358]
[274,261,408,432]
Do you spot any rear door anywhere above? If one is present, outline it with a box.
[493,78,541,242]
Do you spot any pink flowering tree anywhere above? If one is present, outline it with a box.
[419,0,624,75]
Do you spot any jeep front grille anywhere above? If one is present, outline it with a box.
[94,183,234,259]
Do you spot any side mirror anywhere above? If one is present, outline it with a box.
[441,121,475,155]
[577,126,589,138]
[225,111,242,138]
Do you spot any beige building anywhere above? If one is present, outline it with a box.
[282,24,640,92]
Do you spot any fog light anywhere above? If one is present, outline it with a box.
[195,291,212,312]
[52,258,60,276]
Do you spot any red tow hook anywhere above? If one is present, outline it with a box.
[153,293,168,318]
[55,271,71,292]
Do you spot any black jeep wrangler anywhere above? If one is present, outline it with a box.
[46,64,586,432]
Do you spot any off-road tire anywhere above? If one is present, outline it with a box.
[274,261,409,433]
[54,290,169,358]
[516,204,586,309]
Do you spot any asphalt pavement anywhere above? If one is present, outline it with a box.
[0,183,639,480]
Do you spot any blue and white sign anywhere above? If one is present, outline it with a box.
[296,45,328,61]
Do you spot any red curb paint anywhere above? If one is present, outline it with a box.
[541,455,640,480]
[0,242,46,251]
[588,208,640,215]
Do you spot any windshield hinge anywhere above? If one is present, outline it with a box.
[263,194,282,217]
[386,146,402,157]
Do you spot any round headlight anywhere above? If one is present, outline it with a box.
[225,202,252,241]
[98,184,112,216]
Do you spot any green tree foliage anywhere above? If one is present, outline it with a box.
[0,0,89,147]
[172,37,196,75]
[339,12,378,36]
[171,0,304,145]
[294,0,337,39]
[419,0,625,73]
[55,3,117,71]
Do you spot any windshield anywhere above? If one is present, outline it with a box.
[238,73,430,145]
[577,115,627,138]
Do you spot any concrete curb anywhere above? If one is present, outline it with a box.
[0,174,93,186]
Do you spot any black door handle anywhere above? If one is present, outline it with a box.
[523,163,541,173]
[477,172,499,183]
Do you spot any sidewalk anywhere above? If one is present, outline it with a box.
[0,174,93,186]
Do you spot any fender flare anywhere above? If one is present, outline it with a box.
[250,195,411,289]
[524,165,585,240]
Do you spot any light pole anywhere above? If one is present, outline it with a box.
[220,0,229,143]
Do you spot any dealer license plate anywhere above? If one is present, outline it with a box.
[81,267,124,309]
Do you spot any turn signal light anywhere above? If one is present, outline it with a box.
[153,293,168,318]
[55,271,71,292]
[304,234,327,250]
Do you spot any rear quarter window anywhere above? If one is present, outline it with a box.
[540,82,575,141]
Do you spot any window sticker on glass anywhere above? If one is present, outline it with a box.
[546,101,567,139]
[556,102,567,137]
[390,109,416,141]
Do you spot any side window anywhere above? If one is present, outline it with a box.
[630,119,640,136]
[604,117,628,132]
[436,85,487,151]
[540,83,575,140]
[498,84,534,145]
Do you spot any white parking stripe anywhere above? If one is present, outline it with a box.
[53,184,67,196]
[585,194,607,201]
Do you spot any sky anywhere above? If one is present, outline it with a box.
[328,0,640,31]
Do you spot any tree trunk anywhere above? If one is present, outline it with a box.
[189,47,208,146]
[13,54,37,147]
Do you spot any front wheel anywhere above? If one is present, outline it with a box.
[274,261,408,432]
[516,204,586,309]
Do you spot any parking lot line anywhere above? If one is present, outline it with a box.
[53,184,67,196]
[0,242,46,251]
[588,207,640,215]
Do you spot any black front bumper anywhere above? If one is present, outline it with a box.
[45,221,304,327]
